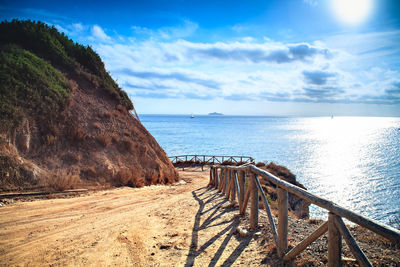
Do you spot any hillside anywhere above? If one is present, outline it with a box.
[0,20,178,190]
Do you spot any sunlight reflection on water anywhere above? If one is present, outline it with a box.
[141,115,400,224]
[286,117,400,221]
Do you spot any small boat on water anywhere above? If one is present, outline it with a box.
[191,114,195,118]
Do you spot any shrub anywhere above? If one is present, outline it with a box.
[83,166,97,178]
[114,168,144,187]
[0,19,134,112]
[96,132,112,147]
[116,169,131,185]
[47,169,80,191]
[256,161,266,167]
[265,162,296,184]
[0,44,70,131]
[145,169,158,185]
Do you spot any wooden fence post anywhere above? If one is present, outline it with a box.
[278,187,288,257]
[238,171,245,212]
[224,169,229,195]
[225,170,232,198]
[328,212,342,267]
[250,173,259,230]
[214,168,219,189]
[218,169,224,192]
[231,170,236,202]
[209,167,213,186]
[222,169,227,194]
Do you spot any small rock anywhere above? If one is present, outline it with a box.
[254,231,262,237]
[159,244,171,250]
[174,245,183,250]
[342,257,356,263]
[236,226,249,237]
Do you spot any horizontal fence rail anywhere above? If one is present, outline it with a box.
[208,164,400,266]
[169,155,255,165]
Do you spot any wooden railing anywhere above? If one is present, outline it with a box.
[208,164,400,266]
[169,155,254,165]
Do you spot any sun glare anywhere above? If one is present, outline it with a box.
[331,0,373,25]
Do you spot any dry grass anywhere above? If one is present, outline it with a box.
[69,126,87,143]
[99,110,112,119]
[114,168,144,187]
[120,137,135,153]
[145,169,158,185]
[83,166,97,178]
[123,130,131,136]
[105,87,120,100]
[62,152,81,163]
[92,122,102,130]
[45,135,57,146]
[47,170,80,191]
[68,79,78,91]
[110,133,119,143]
[116,104,125,112]
[96,132,112,147]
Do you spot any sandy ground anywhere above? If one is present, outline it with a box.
[1,167,399,266]
[0,168,269,266]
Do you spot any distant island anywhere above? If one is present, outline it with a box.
[208,112,223,116]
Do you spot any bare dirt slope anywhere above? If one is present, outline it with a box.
[1,168,399,266]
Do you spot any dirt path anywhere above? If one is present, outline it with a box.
[0,168,269,266]
[2,168,399,266]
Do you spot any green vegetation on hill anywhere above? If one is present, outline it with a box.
[0,19,133,130]
[0,44,70,130]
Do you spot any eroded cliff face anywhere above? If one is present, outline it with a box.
[257,162,310,219]
[0,21,178,191]
[1,71,179,191]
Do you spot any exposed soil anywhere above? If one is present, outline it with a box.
[0,167,399,266]
[1,66,178,191]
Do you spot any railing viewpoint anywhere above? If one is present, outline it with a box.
[208,164,400,266]
[169,155,254,165]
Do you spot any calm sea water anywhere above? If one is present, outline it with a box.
[140,115,400,225]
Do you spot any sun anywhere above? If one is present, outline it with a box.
[331,0,373,25]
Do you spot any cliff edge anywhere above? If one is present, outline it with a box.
[0,20,178,191]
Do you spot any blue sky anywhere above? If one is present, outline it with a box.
[1,0,400,116]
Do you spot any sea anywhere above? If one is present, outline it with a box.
[140,115,400,225]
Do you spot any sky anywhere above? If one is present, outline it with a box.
[1,0,400,116]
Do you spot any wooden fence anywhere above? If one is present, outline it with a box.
[169,155,254,165]
[208,164,400,266]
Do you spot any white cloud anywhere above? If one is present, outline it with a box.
[91,25,111,42]
[131,20,198,40]
[61,23,399,106]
